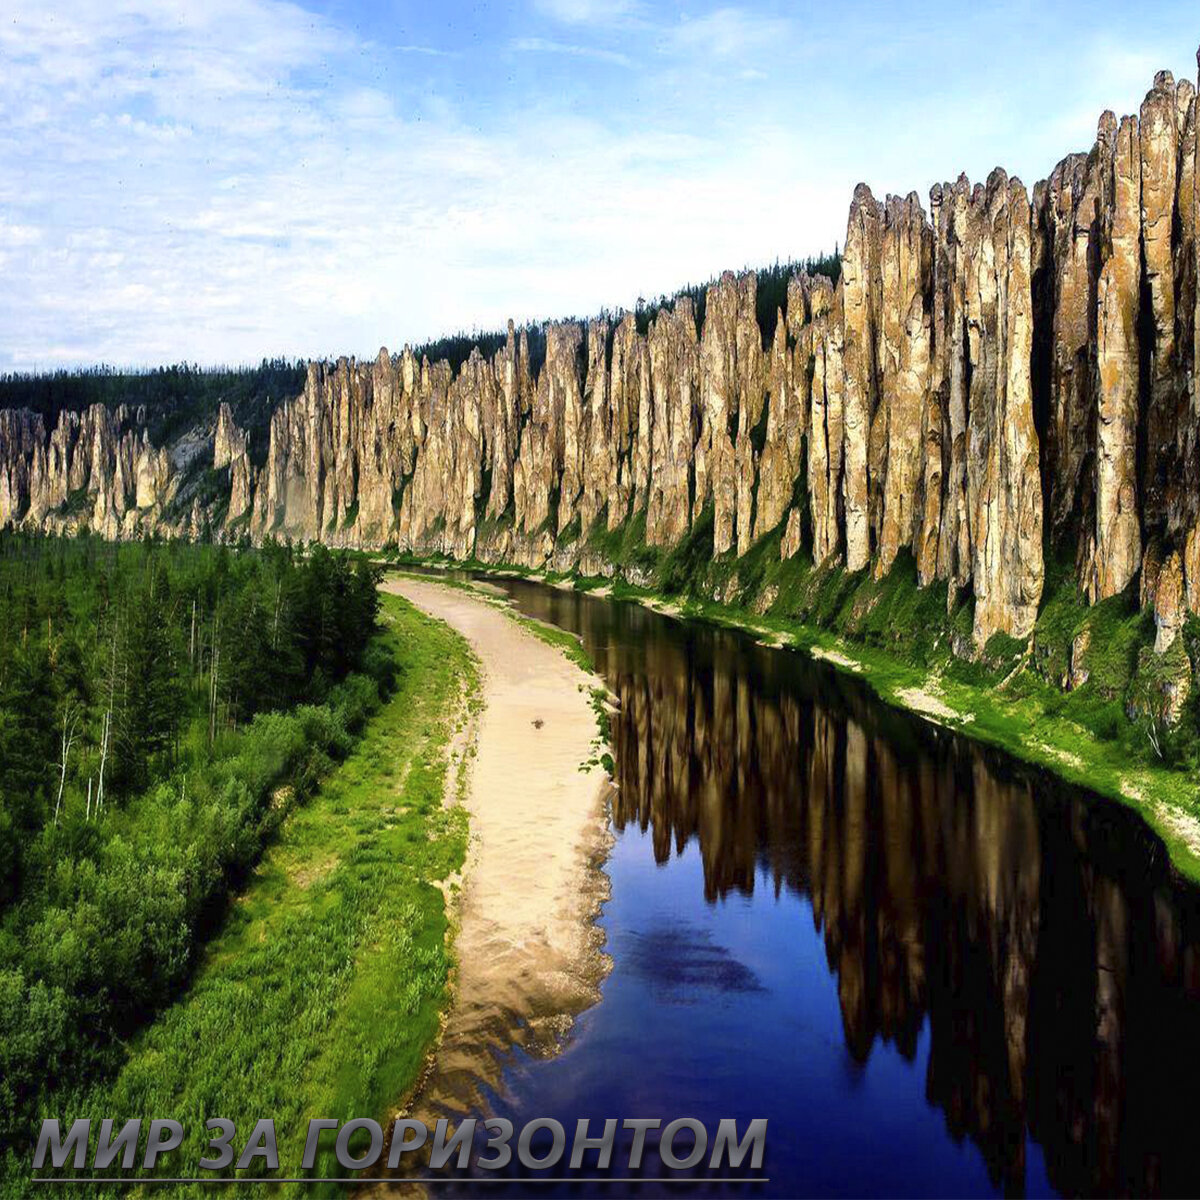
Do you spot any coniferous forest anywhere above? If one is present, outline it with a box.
[0,534,386,1151]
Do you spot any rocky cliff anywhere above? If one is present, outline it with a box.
[2,54,1199,655]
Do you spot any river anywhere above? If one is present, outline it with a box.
[410,574,1200,1197]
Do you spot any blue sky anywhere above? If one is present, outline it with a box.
[0,1,1197,371]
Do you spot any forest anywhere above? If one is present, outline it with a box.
[0,534,387,1152]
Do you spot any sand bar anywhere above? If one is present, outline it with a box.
[380,576,613,1123]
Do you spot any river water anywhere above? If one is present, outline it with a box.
[417,575,1200,1197]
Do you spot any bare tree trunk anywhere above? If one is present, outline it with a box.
[86,776,92,821]
[97,710,111,814]
[209,611,221,745]
[53,708,79,827]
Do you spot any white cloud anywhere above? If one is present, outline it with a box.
[666,7,791,59]
[0,220,42,248]
[0,0,845,370]
[394,44,455,57]
[511,37,633,66]
[532,0,641,24]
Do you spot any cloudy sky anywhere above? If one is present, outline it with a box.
[0,1,1196,371]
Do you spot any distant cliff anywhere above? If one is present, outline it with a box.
[2,55,1198,659]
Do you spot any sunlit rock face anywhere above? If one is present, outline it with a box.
[1090,114,1143,602]
[0,403,177,537]
[840,184,882,576]
[964,171,1044,644]
[4,54,1200,652]
[693,272,763,558]
[802,274,844,567]
[644,298,700,548]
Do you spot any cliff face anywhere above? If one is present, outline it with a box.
[3,55,1199,651]
[0,403,181,538]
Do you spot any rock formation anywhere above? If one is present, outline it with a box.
[4,54,1200,653]
[1090,114,1143,601]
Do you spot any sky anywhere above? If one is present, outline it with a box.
[0,1,1197,372]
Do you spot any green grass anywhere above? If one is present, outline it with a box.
[583,506,656,574]
[58,486,90,517]
[506,608,593,672]
[30,593,476,1197]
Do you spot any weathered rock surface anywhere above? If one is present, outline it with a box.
[645,299,699,547]
[1034,150,1098,539]
[1139,74,1183,534]
[875,193,933,580]
[972,175,1044,640]
[1154,550,1186,653]
[1088,114,1143,601]
[1,402,177,538]
[1067,628,1091,690]
[840,185,882,574]
[803,275,844,566]
[4,54,1200,657]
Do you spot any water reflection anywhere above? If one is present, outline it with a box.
[498,580,1200,1197]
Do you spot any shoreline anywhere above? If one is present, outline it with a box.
[384,556,1200,886]
[380,577,613,1137]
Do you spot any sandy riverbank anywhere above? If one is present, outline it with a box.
[380,576,614,1125]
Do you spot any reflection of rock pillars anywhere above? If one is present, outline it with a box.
[1092,877,1128,1193]
[835,720,871,1059]
[971,759,1040,1115]
[1154,888,1182,985]
[877,739,926,1057]
[806,708,835,934]
[528,585,1200,1196]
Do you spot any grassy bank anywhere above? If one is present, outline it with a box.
[21,592,475,1197]
[385,511,1200,885]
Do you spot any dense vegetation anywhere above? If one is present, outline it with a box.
[0,534,385,1155]
[19,592,474,1196]
[1,254,841,455]
[411,325,547,376]
[617,252,842,342]
[577,502,1195,761]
